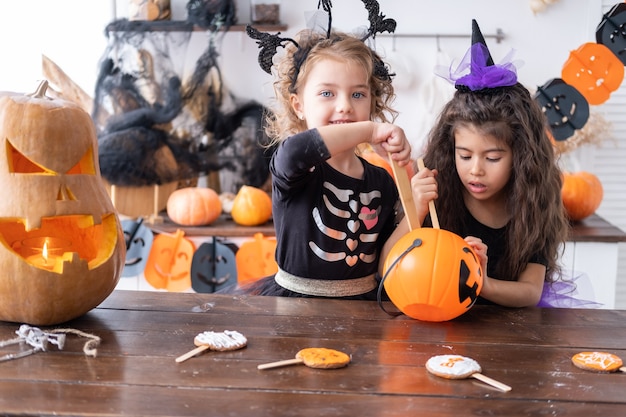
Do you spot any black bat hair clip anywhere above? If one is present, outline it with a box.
[247,0,396,81]
[246,25,299,74]
[361,0,397,41]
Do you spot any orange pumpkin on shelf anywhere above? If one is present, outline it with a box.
[166,187,222,226]
[231,185,272,226]
[561,171,603,221]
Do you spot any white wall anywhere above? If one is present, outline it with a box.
[0,0,601,149]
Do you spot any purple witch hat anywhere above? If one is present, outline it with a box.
[452,19,518,92]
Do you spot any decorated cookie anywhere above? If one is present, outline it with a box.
[571,351,624,373]
[176,330,247,363]
[258,347,351,370]
[426,354,482,379]
[195,330,247,351]
[295,347,351,369]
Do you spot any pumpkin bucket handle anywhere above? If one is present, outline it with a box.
[389,157,440,231]
[417,158,440,229]
[389,155,420,231]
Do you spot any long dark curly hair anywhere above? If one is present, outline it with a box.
[423,83,569,283]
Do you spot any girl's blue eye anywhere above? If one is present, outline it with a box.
[321,91,332,97]
[353,92,365,99]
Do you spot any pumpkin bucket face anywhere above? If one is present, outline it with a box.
[0,81,125,326]
[383,228,483,322]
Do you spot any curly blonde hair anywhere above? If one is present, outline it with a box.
[423,83,570,283]
[264,29,397,146]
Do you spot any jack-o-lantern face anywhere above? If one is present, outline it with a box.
[121,218,153,277]
[0,80,125,326]
[596,3,626,65]
[561,42,624,106]
[534,78,590,142]
[144,229,194,292]
[191,240,237,293]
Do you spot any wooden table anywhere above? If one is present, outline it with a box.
[0,291,625,416]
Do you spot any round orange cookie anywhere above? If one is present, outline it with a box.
[426,354,481,379]
[295,348,351,369]
[571,351,623,373]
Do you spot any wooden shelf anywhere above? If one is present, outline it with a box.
[106,19,287,33]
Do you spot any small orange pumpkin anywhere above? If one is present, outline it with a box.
[231,185,272,226]
[167,187,222,226]
[561,171,603,221]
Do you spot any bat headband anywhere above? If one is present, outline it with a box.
[246,0,396,90]
[438,19,519,92]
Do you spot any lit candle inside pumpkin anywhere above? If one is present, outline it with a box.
[24,237,66,271]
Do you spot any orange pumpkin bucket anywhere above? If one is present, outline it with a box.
[380,159,483,322]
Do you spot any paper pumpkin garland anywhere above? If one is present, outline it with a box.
[190,239,238,293]
[144,229,195,292]
[535,2,626,143]
[596,3,626,65]
[121,218,153,278]
[535,78,590,142]
[561,42,624,106]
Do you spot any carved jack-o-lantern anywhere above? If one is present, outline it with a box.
[0,80,126,325]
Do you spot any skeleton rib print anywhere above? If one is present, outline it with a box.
[309,181,380,266]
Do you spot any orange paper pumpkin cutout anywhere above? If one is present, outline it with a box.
[383,228,483,322]
[144,229,195,292]
[561,42,624,105]
[235,232,278,286]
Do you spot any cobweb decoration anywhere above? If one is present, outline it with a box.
[92,10,274,193]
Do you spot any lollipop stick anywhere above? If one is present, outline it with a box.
[257,358,304,370]
[175,345,210,363]
[417,158,440,229]
[471,372,512,392]
[389,156,420,231]
[620,366,626,373]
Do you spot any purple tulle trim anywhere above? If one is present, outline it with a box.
[437,43,519,91]
[537,272,602,309]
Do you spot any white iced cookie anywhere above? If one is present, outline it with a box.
[426,354,481,379]
[195,330,247,351]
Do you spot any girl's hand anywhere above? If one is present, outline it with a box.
[411,166,438,221]
[464,236,487,274]
[370,123,411,166]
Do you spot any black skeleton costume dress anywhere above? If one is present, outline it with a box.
[235,129,400,300]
